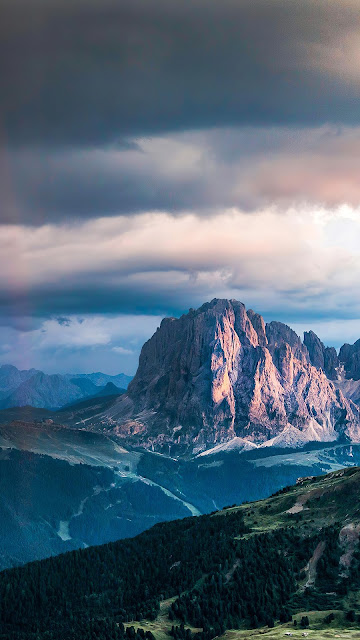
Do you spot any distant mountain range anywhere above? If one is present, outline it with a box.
[98,298,360,455]
[0,364,132,410]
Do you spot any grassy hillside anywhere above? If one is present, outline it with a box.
[2,467,360,639]
[219,465,360,531]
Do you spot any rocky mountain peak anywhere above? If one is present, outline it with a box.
[104,299,360,455]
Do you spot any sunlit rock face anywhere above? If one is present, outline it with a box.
[103,299,360,454]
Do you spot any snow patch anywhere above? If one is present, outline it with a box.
[260,419,338,449]
[57,520,71,541]
[197,437,259,457]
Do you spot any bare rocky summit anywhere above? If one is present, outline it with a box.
[102,299,360,454]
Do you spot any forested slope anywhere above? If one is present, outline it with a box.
[2,467,360,640]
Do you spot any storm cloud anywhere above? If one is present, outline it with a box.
[5,126,360,224]
[2,0,360,224]
[2,0,360,149]
[1,0,360,373]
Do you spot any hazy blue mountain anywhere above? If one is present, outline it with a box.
[93,381,125,397]
[68,372,132,389]
[0,364,41,400]
[0,372,89,410]
[69,377,100,396]
[0,365,132,410]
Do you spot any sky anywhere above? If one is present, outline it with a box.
[1,0,360,374]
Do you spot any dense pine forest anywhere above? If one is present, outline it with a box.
[0,511,247,639]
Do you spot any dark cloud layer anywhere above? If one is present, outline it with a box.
[2,0,360,149]
[1,0,360,374]
[5,125,360,224]
[2,0,360,224]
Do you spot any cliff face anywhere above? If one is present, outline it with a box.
[339,340,360,381]
[104,299,360,454]
[304,330,339,380]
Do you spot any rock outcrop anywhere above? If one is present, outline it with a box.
[304,330,339,380]
[103,299,360,454]
[339,340,360,381]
